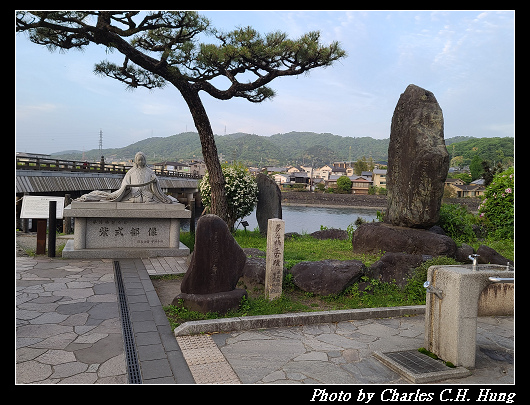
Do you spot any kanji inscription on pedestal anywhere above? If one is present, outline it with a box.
[265,218,285,300]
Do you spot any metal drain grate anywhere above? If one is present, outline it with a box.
[114,261,142,384]
[384,350,448,374]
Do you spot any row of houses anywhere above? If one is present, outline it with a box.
[151,159,485,198]
[263,163,388,194]
[152,160,207,177]
[444,178,485,198]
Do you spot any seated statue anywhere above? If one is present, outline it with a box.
[76,151,176,204]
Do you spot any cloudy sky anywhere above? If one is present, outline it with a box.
[15,10,514,155]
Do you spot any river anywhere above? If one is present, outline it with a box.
[181,205,380,234]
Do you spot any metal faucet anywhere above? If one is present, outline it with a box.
[423,281,444,300]
[468,254,479,271]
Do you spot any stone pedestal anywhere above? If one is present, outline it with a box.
[62,201,191,259]
[424,264,514,369]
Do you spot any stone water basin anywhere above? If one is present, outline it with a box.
[424,264,514,368]
[466,264,513,272]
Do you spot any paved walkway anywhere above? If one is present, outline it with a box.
[141,257,187,276]
[211,315,514,384]
[16,256,193,384]
[16,257,127,384]
[16,255,514,385]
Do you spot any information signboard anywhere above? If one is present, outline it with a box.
[20,196,65,219]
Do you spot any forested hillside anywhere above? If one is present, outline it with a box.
[51,131,513,168]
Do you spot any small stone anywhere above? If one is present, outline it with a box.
[367,252,424,287]
[289,260,365,296]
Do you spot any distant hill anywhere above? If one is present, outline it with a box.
[51,132,513,168]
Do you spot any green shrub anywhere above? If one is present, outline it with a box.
[478,167,514,239]
[437,203,476,243]
[404,256,460,303]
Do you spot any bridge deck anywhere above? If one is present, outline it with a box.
[16,170,199,194]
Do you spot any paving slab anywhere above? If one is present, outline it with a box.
[208,315,514,384]
[16,257,127,384]
[117,258,194,384]
[16,256,193,384]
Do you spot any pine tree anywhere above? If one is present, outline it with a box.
[17,11,346,224]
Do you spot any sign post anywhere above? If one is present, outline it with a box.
[265,218,285,300]
[48,201,57,257]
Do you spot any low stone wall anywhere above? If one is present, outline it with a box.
[281,191,481,211]
[281,192,386,208]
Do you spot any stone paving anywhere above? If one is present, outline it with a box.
[16,256,194,384]
[16,254,514,385]
[141,256,187,276]
[211,315,514,384]
[16,256,127,384]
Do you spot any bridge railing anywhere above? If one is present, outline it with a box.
[16,156,203,179]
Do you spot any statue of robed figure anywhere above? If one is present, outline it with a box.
[76,152,176,204]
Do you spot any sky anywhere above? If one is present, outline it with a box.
[15,10,515,155]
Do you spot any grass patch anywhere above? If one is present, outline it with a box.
[164,294,312,330]
[166,229,511,330]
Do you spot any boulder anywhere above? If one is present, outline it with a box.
[386,84,449,228]
[352,222,457,258]
[310,229,349,240]
[256,173,282,235]
[455,243,474,263]
[289,260,366,296]
[175,214,247,313]
[367,252,424,287]
[242,248,266,258]
[476,245,514,266]
[241,256,267,286]
[173,290,247,314]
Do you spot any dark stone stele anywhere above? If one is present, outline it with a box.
[172,214,247,314]
[386,84,449,229]
[289,260,366,296]
[255,173,282,235]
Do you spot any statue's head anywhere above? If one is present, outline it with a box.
[134,152,147,168]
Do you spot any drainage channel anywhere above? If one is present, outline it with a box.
[114,260,143,384]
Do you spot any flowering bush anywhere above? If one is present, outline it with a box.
[200,162,258,230]
[478,167,514,239]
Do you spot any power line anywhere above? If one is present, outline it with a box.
[99,129,103,154]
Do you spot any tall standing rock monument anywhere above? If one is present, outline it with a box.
[386,84,449,228]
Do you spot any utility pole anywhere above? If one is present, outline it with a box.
[99,129,103,153]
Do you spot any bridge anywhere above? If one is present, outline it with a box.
[16,155,201,195]
[16,156,202,230]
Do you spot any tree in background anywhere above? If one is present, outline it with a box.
[469,155,484,180]
[17,11,346,225]
[336,175,352,194]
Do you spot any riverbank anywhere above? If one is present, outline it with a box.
[281,192,481,212]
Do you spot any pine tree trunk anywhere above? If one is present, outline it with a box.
[178,84,229,224]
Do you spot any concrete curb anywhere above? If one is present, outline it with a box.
[174,305,425,336]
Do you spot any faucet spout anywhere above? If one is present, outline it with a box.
[424,281,444,300]
[468,254,479,270]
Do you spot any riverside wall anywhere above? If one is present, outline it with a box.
[280,191,481,212]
